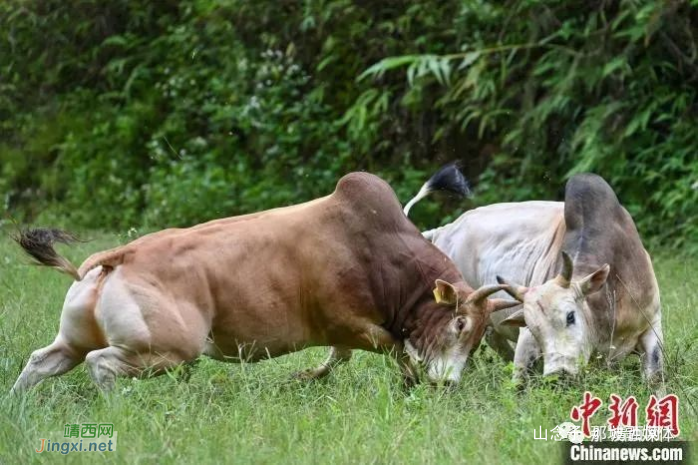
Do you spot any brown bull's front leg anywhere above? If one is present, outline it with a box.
[394,351,419,388]
[293,346,352,380]
[354,323,418,387]
[294,322,412,385]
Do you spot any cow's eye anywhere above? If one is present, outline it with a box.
[566,311,575,326]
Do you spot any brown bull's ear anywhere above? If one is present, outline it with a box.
[433,279,459,305]
[495,276,528,302]
[488,299,521,313]
[501,309,527,327]
[578,264,610,296]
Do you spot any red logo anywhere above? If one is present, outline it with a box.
[570,391,603,437]
[607,394,639,429]
[569,392,681,439]
[646,394,680,437]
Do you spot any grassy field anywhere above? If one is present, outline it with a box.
[0,232,696,464]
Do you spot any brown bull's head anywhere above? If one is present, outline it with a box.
[405,279,519,384]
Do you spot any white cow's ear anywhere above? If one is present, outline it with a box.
[579,264,610,296]
[501,309,527,327]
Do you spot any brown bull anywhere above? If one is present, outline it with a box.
[11,172,516,392]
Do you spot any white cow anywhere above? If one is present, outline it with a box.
[405,166,663,386]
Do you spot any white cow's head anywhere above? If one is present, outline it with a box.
[405,280,518,385]
[497,252,610,377]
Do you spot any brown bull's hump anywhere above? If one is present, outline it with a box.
[333,172,407,225]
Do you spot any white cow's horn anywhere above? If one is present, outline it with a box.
[555,251,574,288]
[495,276,527,302]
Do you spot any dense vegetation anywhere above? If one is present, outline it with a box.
[1,1,696,250]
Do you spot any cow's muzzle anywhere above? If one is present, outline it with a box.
[428,378,459,390]
[543,353,580,383]
[544,368,577,387]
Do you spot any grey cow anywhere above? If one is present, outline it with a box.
[406,166,663,387]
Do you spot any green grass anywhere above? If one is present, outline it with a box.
[0,232,696,464]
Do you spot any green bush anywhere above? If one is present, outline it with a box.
[355,0,698,250]
[0,1,696,251]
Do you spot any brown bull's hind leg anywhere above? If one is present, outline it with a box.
[293,346,352,380]
[11,339,86,394]
[85,346,192,391]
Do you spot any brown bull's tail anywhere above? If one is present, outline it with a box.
[15,228,82,280]
[16,228,126,281]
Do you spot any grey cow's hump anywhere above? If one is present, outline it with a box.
[562,173,657,315]
[562,173,643,267]
[564,173,624,233]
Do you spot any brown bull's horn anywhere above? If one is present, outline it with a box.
[555,251,574,287]
[488,298,521,313]
[495,276,528,302]
[465,284,508,305]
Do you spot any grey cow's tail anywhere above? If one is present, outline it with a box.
[403,162,471,216]
[14,228,82,280]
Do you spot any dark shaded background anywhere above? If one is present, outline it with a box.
[1,1,696,251]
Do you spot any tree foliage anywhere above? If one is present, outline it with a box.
[1,0,696,250]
